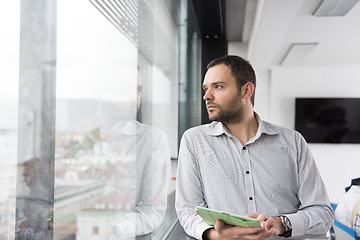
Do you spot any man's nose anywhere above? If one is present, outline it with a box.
[203,89,213,101]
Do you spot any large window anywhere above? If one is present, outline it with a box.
[54,0,176,239]
[1,0,200,239]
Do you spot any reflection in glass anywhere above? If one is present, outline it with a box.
[3,0,196,238]
[54,74,171,239]
[16,158,53,240]
[54,0,174,239]
[15,0,57,239]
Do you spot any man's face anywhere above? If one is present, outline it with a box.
[22,165,36,188]
[202,64,244,124]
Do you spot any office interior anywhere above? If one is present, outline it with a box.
[1,0,360,239]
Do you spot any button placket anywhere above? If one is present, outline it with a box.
[241,145,256,213]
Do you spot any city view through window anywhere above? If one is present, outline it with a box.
[0,0,202,239]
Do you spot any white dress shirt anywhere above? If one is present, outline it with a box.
[175,113,334,239]
[101,120,171,238]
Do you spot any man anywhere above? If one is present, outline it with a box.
[175,55,334,240]
[17,157,53,239]
[97,70,171,239]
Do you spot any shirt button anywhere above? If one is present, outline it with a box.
[242,146,246,150]
[249,197,253,200]
[246,171,250,174]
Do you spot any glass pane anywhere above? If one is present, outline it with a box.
[55,0,176,239]
[178,0,202,142]
[15,0,57,239]
[5,0,199,238]
[0,2,20,239]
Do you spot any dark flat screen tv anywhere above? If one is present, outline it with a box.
[295,98,360,143]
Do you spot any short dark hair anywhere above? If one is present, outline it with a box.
[207,55,256,106]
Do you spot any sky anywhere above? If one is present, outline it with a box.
[0,1,20,129]
[0,0,139,129]
[56,0,138,102]
[0,1,20,100]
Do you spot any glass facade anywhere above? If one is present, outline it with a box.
[0,0,200,239]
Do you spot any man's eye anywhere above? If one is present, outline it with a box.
[215,85,222,89]
[203,89,208,93]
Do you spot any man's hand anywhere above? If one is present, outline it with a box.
[202,219,266,240]
[246,213,285,238]
[202,213,286,240]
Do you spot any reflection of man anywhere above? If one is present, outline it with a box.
[175,55,334,239]
[22,157,40,189]
[16,157,53,240]
[95,71,171,239]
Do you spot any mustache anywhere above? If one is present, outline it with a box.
[207,102,221,108]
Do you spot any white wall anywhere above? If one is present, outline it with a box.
[253,68,271,120]
[267,66,360,203]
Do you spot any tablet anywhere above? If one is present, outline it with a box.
[196,206,260,227]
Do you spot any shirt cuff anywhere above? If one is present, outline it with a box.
[285,212,305,237]
[196,222,212,240]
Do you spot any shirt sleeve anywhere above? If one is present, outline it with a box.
[175,131,212,239]
[286,133,334,237]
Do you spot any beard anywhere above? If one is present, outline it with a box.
[207,95,244,124]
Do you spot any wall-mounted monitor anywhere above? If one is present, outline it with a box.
[295,98,360,143]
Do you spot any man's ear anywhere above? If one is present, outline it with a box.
[242,82,255,100]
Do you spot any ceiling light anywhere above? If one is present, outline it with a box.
[280,43,318,66]
[313,0,359,16]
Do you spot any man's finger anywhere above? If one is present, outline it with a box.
[246,212,260,219]
[233,225,264,235]
[214,219,225,231]
[264,217,275,231]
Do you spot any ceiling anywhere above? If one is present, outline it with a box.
[227,0,360,68]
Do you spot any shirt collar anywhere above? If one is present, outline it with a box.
[255,112,277,136]
[107,120,142,136]
[208,121,231,137]
[207,112,278,139]
[247,112,277,144]
[121,120,144,135]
